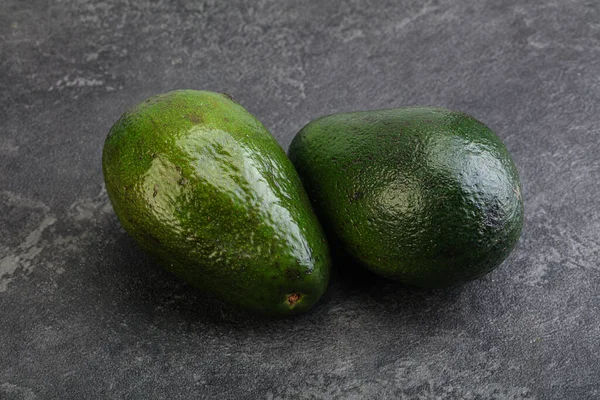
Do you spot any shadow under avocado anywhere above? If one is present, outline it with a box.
[105,230,280,326]
[93,216,336,334]
[327,240,467,318]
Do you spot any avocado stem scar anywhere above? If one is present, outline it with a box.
[286,293,303,308]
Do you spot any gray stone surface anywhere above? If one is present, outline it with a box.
[1,0,599,398]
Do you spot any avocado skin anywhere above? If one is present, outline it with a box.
[102,90,330,316]
[288,107,523,287]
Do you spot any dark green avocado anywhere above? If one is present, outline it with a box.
[102,90,330,315]
[288,107,523,287]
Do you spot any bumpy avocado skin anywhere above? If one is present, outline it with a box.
[288,107,523,287]
[102,90,330,315]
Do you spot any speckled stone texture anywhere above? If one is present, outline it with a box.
[1,1,599,399]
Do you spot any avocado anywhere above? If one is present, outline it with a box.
[102,90,330,315]
[288,107,523,287]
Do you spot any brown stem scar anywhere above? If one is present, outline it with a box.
[286,293,303,308]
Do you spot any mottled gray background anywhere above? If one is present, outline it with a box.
[1,0,599,399]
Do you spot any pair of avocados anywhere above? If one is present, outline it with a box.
[102,90,523,316]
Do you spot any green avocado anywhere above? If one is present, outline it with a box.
[102,90,330,315]
[288,107,523,287]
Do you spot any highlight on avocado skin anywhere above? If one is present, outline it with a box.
[288,107,523,287]
[102,90,331,316]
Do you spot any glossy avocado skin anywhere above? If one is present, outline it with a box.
[288,107,523,287]
[102,90,330,315]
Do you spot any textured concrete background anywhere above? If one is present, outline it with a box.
[1,0,599,399]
